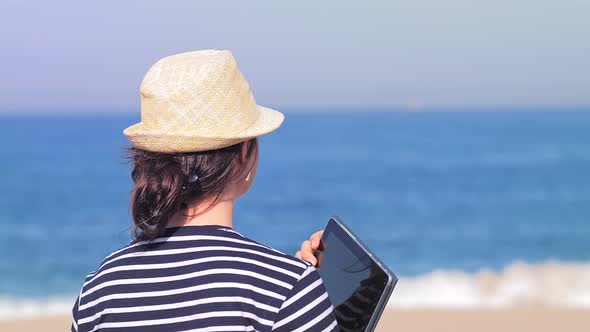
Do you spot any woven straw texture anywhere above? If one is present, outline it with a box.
[124,50,284,153]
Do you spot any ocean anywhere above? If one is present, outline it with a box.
[0,110,589,317]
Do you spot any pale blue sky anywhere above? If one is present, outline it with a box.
[1,0,589,111]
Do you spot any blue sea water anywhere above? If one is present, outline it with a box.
[0,111,589,308]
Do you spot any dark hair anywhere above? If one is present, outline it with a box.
[127,138,258,240]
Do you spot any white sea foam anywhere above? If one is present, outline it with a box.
[388,261,590,308]
[1,261,590,320]
[0,296,75,320]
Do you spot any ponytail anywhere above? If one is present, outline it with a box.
[131,153,194,239]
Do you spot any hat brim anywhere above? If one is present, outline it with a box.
[123,105,284,153]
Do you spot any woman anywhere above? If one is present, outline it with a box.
[70,50,336,332]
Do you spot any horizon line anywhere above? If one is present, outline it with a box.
[1,105,590,115]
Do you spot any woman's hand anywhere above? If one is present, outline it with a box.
[295,230,324,267]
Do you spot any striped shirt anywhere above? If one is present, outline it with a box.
[70,225,339,332]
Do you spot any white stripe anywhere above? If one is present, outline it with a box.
[272,292,329,329]
[220,228,246,236]
[90,310,272,332]
[71,318,78,331]
[281,278,322,309]
[299,265,315,279]
[82,247,299,287]
[320,319,338,332]
[99,235,304,270]
[82,267,291,298]
[292,306,336,332]
[180,326,256,332]
[79,296,278,326]
[79,282,285,311]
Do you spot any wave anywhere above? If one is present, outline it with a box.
[388,261,590,308]
[1,261,590,320]
[0,296,75,320]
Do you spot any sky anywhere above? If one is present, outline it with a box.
[1,0,589,111]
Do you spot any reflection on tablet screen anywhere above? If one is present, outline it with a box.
[318,230,388,331]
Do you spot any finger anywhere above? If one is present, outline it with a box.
[310,230,324,249]
[301,240,315,263]
[295,251,302,259]
[301,240,312,257]
[308,255,317,267]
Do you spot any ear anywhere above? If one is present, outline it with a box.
[239,140,250,165]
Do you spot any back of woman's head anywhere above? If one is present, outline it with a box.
[128,138,258,240]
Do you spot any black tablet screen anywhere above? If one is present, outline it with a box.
[317,222,389,331]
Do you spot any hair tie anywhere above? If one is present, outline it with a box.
[182,174,199,190]
[188,174,199,183]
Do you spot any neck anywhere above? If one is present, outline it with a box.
[167,199,235,229]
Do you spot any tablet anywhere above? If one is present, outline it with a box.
[316,216,397,332]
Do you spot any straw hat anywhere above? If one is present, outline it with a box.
[123,50,284,153]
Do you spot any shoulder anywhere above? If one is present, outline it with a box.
[80,227,313,295]
[228,229,313,277]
